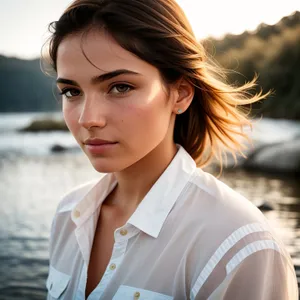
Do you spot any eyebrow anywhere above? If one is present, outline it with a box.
[56,69,141,86]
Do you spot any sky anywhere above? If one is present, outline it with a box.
[0,0,299,59]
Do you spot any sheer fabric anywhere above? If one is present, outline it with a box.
[46,144,298,299]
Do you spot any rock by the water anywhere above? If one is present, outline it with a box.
[19,119,68,132]
[51,144,67,152]
[256,201,274,211]
[243,138,300,173]
[50,144,80,153]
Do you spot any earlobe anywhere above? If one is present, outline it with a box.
[173,78,194,114]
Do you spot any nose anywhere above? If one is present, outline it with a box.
[78,95,107,129]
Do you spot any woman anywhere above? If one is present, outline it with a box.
[44,0,298,299]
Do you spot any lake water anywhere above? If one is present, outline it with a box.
[0,113,299,299]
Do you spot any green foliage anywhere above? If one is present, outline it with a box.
[203,11,300,120]
[0,11,299,120]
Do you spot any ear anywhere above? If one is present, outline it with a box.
[172,78,194,114]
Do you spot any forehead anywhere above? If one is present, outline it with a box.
[56,29,156,78]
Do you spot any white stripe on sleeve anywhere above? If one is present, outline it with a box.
[226,239,281,274]
[190,222,270,300]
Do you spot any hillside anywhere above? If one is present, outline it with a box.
[203,11,300,119]
[0,56,59,112]
[0,11,299,118]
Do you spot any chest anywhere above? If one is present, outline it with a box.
[85,206,130,299]
[49,210,200,300]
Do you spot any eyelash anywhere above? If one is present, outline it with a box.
[59,83,134,100]
[59,88,81,99]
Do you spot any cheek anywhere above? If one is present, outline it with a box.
[119,93,168,138]
[62,103,80,134]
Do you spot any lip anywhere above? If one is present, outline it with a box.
[84,138,116,145]
[83,138,118,154]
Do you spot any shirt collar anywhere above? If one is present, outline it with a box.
[62,144,196,237]
[127,144,196,238]
[57,173,118,228]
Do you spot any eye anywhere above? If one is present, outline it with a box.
[109,84,133,95]
[59,88,82,99]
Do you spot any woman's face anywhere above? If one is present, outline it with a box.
[56,30,177,173]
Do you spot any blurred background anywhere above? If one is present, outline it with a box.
[0,0,299,299]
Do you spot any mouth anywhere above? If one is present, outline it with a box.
[86,141,117,146]
[84,138,117,146]
[83,139,118,154]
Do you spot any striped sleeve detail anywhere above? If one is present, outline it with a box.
[190,222,270,300]
[226,239,281,274]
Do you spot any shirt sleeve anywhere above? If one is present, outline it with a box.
[206,248,299,300]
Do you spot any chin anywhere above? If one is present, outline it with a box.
[87,156,125,173]
[82,148,116,173]
[88,160,116,173]
[90,155,141,173]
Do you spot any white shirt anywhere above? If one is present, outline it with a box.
[46,144,298,300]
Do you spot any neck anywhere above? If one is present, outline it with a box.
[106,140,178,212]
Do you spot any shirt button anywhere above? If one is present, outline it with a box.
[120,228,128,236]
[74,210,80,218]
[50,282,53,290]
[134,291,140,299]
[109,263,116,270]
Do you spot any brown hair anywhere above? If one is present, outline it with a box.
[43,0,267,169]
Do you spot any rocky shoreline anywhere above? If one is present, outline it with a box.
[19,119,68,132]
[19,118,300,174]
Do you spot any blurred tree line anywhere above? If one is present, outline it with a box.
[0,11,299,119]
[0,56,60,112]
[203,11,300,120]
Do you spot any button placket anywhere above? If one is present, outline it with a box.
[73,210,81,218]
[109,263,116,271]
[114,226,129,242]
[120,228,128,236]
[90,239,129,298]
[115,224,140,243]
[90,227,139,298]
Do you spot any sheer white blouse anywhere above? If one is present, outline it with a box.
[46,144,298,299]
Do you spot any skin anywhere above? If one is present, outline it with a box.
[56,29,194,297]
[56,29,194,211]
